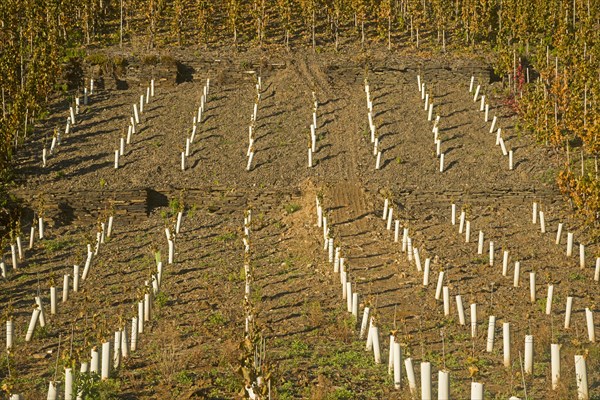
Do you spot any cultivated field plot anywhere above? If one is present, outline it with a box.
[4,50,599,399]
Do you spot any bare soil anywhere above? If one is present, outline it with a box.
[4,46,599,399]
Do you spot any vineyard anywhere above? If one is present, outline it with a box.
[0,1,599,399]
[1,0,600,223]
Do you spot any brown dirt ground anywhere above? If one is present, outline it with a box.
[3,46,599,399]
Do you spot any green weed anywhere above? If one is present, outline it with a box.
[187,204,199,218]
[277,381,296,400]
[206,311,228,328]
[568,272,585,281]
[289,339,310,358]
[44,239,71,252]
[155,291,169,308]
[326,387,353,400]
[174,370,195,386]
[284,203,301,215]
[75,372,120,399]
[214,232,237,242]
